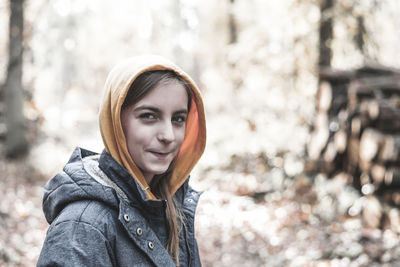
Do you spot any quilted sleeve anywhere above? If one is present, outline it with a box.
[37,220,116,267]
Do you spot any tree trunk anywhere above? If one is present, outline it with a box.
[355,16,366,55]
[318,0,334,68]
[228,0,237,44]
[4,0,28,158]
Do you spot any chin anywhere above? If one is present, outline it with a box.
[150,167,170,176]
[145,160,175,177]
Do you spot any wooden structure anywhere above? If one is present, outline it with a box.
[306,64,400,205]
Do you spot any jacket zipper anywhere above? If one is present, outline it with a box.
[182,220,192,266]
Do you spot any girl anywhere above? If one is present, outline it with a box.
[37,55,206,266]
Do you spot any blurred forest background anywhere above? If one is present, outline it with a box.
[1,0,400,266]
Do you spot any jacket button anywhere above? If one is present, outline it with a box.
[148,241,154,250]
[136,228,143,236]
[187,198,193,203]
[123,214,130,222]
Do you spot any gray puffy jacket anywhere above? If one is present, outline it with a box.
[37,147,202,266]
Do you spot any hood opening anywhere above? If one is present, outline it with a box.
[99,55,206,200]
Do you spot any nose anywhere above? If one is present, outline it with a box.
[157,121,175,143]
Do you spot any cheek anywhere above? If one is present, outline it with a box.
[121,111,145,149]
[121,109,136,139]
[126,126,150,149]
[176,127,186,146]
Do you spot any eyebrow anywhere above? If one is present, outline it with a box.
[134,106,160,113]
[134,105,188,114]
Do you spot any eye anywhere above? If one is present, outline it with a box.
[139,113,157,121]
[172,115,187,125]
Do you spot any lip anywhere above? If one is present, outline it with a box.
[148,151,172,159]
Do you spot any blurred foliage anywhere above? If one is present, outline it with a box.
[1,0,400,266]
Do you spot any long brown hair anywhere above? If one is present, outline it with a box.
[121,70,192,265]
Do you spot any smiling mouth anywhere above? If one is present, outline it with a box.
[149,151,171,159]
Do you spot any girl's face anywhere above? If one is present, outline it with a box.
[121,81,189,184]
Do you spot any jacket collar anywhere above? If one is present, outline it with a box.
[98,148,191,204]
[98,149,168,215]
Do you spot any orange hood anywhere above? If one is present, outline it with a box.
[99,55,206,200]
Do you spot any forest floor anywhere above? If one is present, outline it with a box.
[0,72,399,265]
[193,160,400,267]
[0,152,47,266]
[1,141,400,266]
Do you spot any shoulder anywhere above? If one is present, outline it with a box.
[182,185,202,215]
[50,200,120,239]
[38,200,120,266]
